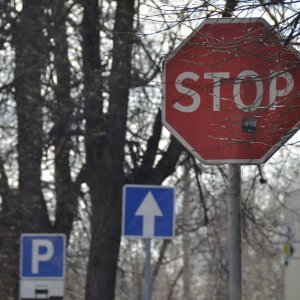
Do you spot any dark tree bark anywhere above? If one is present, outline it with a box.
[50,0,78,241]
[84,0,135,299]
[223,0,239,17]
[14,0,50,232]
[81,2,104,299]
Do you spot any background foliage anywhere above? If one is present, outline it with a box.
[1,0,300,299]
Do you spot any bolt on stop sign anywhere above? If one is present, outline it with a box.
[162,18,300,164]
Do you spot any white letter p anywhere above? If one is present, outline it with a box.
[32,239,54,274]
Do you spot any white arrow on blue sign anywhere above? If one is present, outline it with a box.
[20,234,66,279]
[122,185,175,239]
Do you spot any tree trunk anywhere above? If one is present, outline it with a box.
[50,0,78,241]
[84,0,135,299]
[14,0,50,232]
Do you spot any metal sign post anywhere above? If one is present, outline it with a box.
[144,239,152,300]
[228,165,242,300]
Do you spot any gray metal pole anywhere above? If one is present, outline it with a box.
[145,239,152,300]
[183,160,191,300]
[228,164,242,300]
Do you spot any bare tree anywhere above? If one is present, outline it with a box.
[1,1,300,300]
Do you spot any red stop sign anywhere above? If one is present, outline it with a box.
[162,18,300,164]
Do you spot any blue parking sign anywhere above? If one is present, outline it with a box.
[122,185,175,239]
[20,234,66,279]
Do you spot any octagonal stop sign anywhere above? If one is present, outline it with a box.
[162,18,300,164]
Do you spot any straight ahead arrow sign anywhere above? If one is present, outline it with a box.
[123,185,175,239]
[135,191,163,238]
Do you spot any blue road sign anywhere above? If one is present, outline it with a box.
[20,234,66,279]
[122,185,175,239]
